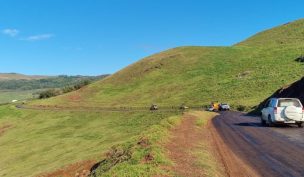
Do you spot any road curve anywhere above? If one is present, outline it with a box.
[212,111,304,177]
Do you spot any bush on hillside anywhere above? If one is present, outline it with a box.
[236,105,246,112]
[0,75,108,91]
[39,80,92,99]
[38,89,61,99]
[62,80,91,93]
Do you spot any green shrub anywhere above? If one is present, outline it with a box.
[39,80,92,99]
[38,89,61,99]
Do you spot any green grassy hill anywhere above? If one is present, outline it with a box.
[0,105,177,177]
[33,19,304,109]
[2,19,304,177]
[0,75,108,104]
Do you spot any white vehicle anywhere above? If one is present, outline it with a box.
[261,98,304,127]
[219,103,230,111]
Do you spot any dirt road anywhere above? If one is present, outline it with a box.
[165,114,206,176]
[212,111,304,177]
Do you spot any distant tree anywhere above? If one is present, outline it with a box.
[0,75,109,91]
[38,79,93,99]
[62,86,74,93]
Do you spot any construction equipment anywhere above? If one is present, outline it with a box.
[209,102,220,111]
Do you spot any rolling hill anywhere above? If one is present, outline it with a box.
[1,19,304,177]
[32,19,304,109]
[0,74,108,104]
[256,76,304,111]
[0,73,50,80]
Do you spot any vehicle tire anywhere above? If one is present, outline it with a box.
[261,117,266,126]
[297,123,303,128]
[268,115,274,127]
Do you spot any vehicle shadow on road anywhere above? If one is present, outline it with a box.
[234,122,298,128]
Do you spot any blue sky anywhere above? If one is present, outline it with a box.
[0,0,303,76]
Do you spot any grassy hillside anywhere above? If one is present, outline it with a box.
[31,19,304,109]
[32,19,304,108]
[0,90,39,103]
[0,75,108,91]
[2,19,304,177]
[236,18,304,47]
[0,75,108,104]
[254,76,304,113]
[0,105,177,177]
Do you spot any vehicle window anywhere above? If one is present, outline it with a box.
[278,99,301,107]
[268,100,273,107]
[271,99,277,107]
[264,100,270,108]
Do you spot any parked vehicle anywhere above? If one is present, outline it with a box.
[261,98,304,127]
[208,102,220,111]
[207,107,214,111]
[219,103,230,111]
[179,104,189,110]
[150,104,158,110]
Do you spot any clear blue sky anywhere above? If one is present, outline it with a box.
[0,0,303,76]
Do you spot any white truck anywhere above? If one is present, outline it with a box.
[261,98,304,127]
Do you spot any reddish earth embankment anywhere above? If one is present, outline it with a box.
[258,77,304,109]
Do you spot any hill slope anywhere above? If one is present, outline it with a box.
[0,73,49,80]
[0,74,108,104]
[236,18,304,47]
[32,19,304,109]
[3,19,304,176]
[256,77,304,111]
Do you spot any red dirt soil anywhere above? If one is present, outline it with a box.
[165,112,259,177]
[0,124,12,136]
[165,114,210,177]
[67,94,82,102]
[37,160,96,177]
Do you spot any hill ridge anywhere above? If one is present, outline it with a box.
[31,18,304,109]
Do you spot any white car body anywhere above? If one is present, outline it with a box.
[261,98,304,127]
[219,103,230,111]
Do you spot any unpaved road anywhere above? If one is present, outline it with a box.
[213,111,304,177]
[165,114,206,176]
